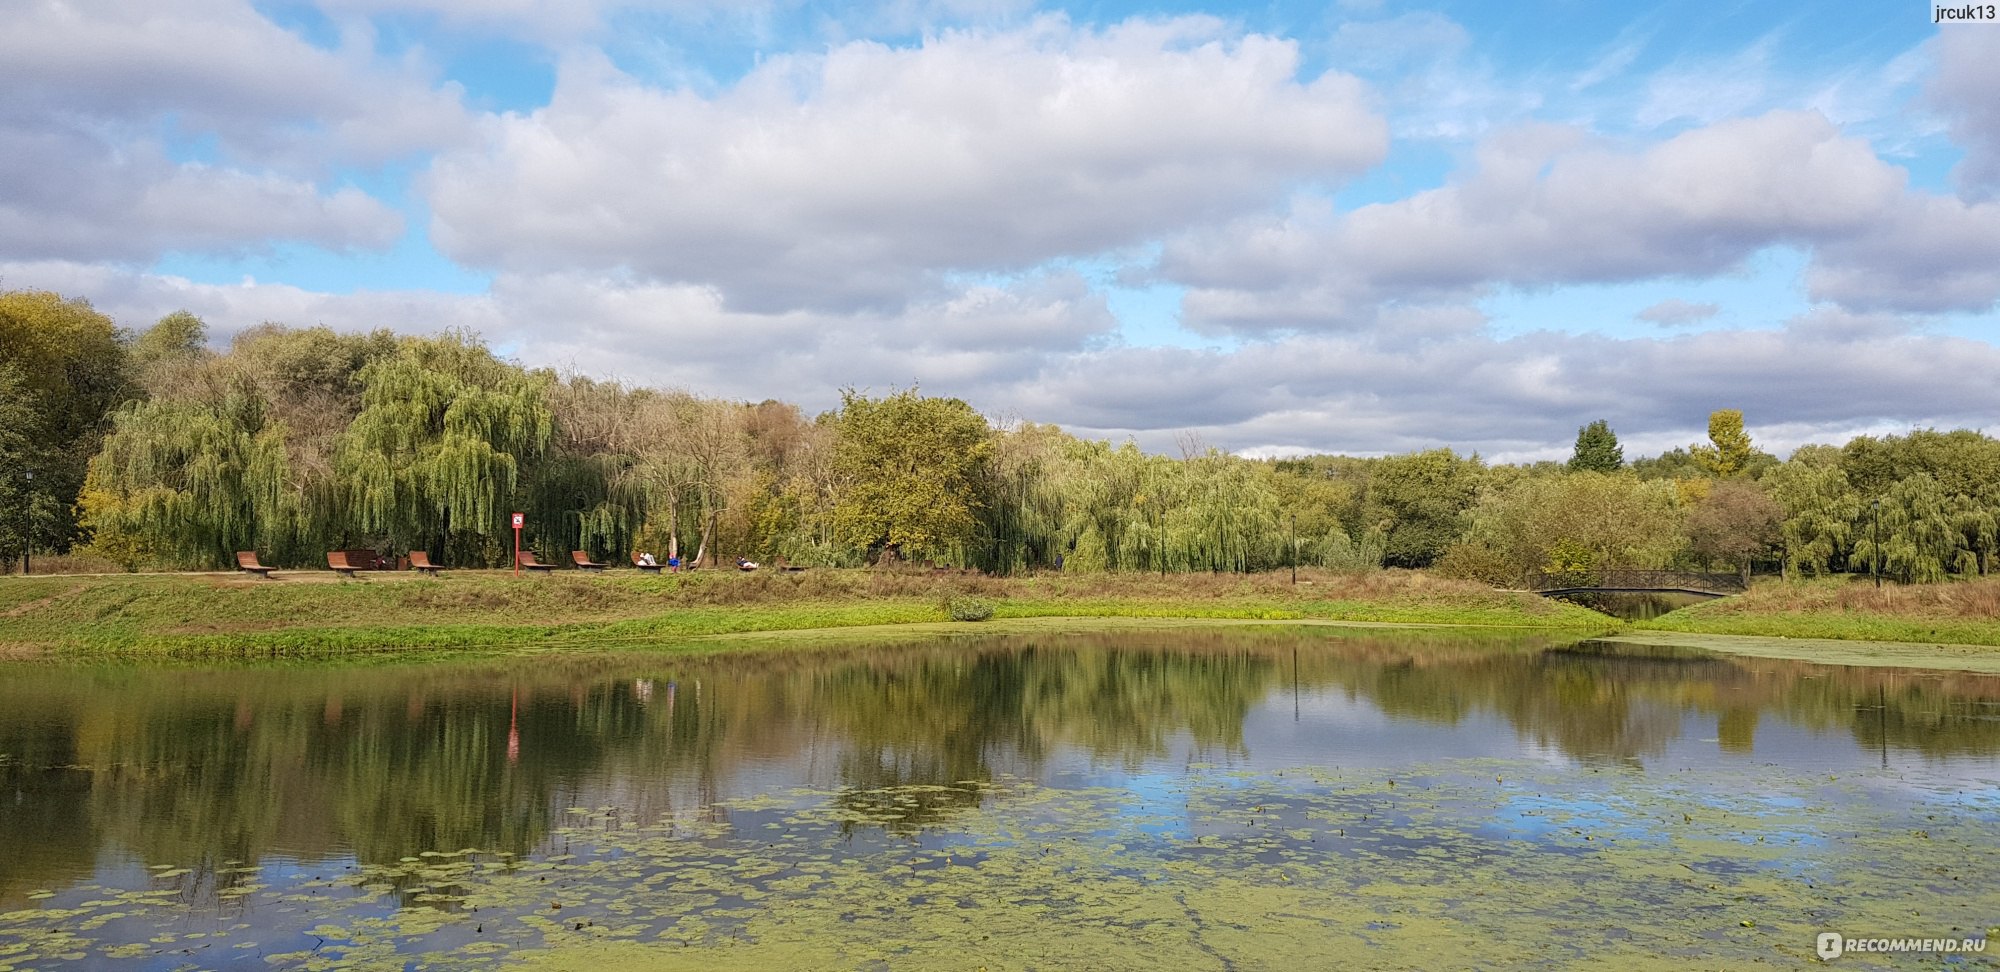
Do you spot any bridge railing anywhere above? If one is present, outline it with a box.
[1524,569,1747,593]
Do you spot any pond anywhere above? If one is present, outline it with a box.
[1,625,1996,970]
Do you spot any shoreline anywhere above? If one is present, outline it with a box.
[3,570,1998,670]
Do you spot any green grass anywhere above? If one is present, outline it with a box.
[0,567,1612,661]
[11,569,2000,661]
[1635,575,2000,648]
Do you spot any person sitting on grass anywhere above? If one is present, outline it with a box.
[736,557,759,571]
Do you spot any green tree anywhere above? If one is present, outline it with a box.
[1567,419,1624,472]
[832,389,993,561]
[128,310,209,390]
[337,332,554,562]
[1763,445,1861,577]
[1851,474,1973,583]
[1363,449,1482,568]
[0,290,135,553]
[1460,471,1684,582]
[81,386,292,568]
[1630,447,1704,481]
[0,365,39,570]
[1690,408,1755,478]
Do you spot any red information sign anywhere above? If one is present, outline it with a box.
[511,512,524,575]
[511,512,525,529]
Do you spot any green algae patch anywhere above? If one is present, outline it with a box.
[3,763,1993,971]
[1601,629,2000,674]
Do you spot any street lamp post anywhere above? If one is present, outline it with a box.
[19,470,32,576]
[1289,513,1298,585]
[1871,498,1881,589]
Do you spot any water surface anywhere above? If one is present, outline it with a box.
[1,626,1995,969]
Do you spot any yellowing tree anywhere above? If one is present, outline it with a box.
[1691,408,1755,478]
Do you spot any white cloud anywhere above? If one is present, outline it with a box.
[425,15,1387,311]
[1162,110,2000,333]
[1931,29,2000,196]
[0,0,472,168]
[0,0,469,262]
[13,261,1994,465]
[0,122,403,262]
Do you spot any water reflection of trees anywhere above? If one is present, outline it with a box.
[2,629,1998,906]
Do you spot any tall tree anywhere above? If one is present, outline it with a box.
[1763,445,1861,577]
[337,333,554,562]
[1567,419,1624,472]
[832,389,992,562]
[1690,408,1755,478]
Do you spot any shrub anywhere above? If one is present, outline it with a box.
[947,595,995,622]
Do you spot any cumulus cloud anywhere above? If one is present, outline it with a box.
[12,261,1994,465]
[1161,110,2000,333]
[0,122,403,262]
[0,0,470,262]
[0,0,472,167]
[1635,298,1719,327]
[425,15,1387,311]
[1931,29,2000,196]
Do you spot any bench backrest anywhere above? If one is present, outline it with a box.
[572,550,602,566]
[236,551,265,569]
[408,551,436,568]
[328,551,358,570]
[519,551,546,567]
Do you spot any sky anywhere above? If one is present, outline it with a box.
[5,0,2000,463]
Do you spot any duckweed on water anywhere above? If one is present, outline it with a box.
[0,761,1994,971]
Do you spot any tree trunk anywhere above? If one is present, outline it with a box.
[666,496,680,561]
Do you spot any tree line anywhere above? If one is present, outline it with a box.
[4,288,1997,582]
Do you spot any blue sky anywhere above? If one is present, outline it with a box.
[5,0,1999,460]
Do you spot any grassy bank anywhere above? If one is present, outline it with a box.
[1634,575,2000,648]
[0,567,1609,660]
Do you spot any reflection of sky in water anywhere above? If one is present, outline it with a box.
[4,631,2000,970]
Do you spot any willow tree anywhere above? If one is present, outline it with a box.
[1851,474,1972,583]
[79,389,292,568]
[336,334,553,563]
[832,389,992,563]
[980,422,1067,573]
[1763,445,1861,577]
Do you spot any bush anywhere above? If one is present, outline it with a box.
[947,595,995,622]
[1431,543,1518,586]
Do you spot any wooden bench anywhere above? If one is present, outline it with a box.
[518,551,557,573]
[771,556,807,572]
[408,550,441,576]
[327,550,374,578]
[235,551,276,578]
[632,553,663,573]
[572,550,608,572]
